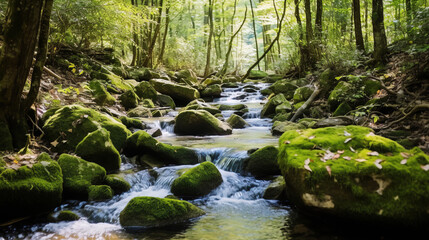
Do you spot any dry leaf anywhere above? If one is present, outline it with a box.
[51,140,59,147]
[343,156,352,161]
[13,159,19,164]
[333,154,340,159]
[304,158,311,165]
[421,165,429,171]
[349,146,356,152]
[326,166,332,176]
[400,159,407,165]
[304,165,312,172]
[344,138,352,143]
[355,159,367,162]
[68,129,73,133]
[83,114,89,118]
[344,131,351,136]
[374,159,383,169]
[320,158,326,163]
[283,140,291,144]
[366,132,376,136]
[308,135,315,140]
[368,151,379,156]
[400,152,411,158]
[337,150,345,154]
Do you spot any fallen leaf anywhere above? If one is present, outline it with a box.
[337,150,345,154]
[421,165,429,171]
[344,131,351,136]
[283,140,291,144]
[343,156,352,161]
[400,159,407,165]
[400,152,411,158]
[308,135,315,140]
[394,196,399,201]
[320,158,326,163]
[304,165,312,172]
[368,151,379,156]
[68,129,73,133]
[51,140,59,147]
[349,146,356,152]
[366,132,376,136]
[344,138,352,143]
[326,166,332,176]
[323,150,335,161]
[333,154,341,159]
[374,159,383,169]
[83,114,89,118]
[355,159,367,162]
[13,159,19,164]
[304,158,311,165]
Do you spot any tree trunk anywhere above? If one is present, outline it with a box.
[249,0,261,71]
[372,0,387,64]
[406,0,412,36]
[143,0,164,68]
[353,0,365,52]
[157,6,170,67]
[204,0,215,77]
[0,0,50,150]
[315,0,323,39]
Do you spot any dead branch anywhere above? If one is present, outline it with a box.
[290,85,321,122]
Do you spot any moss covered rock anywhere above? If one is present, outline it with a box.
[58,154,106,199]
[135,81,158,101]
[319,68,337,93]
[119,196,205,229]
[123,130,199,166]
[261,94,288,118]
[278,126,429,228]
[263,176,286,200]
[327,81,353,110]
[150,79,200,104]
[57,210,80,222]
[275,101,293,114]
[142,99,155,108]
[248,70,268,79]
[293,86,314,102]
[333,102,352,116]
[120,90,140,110]
[269,80,298,99]
[226,114,249,129]
[75,129,121,172]
[89,80,116,106]
[129,68,152,81]
[175,69,198,86]
[201,84,222,98]
[88,185,114,201]
[119,116,144,129]
[171,162,223,198]
[0,153,63,223]
[104,174,131,194]
[157,94,176,109]
[244,146,280,178]
[174,110,232,136]
[127,106,153,118]
[271,121,306,136]
[42,105,130,152]
[182,100,221,115]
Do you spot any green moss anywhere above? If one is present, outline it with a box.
[57,210,80,221]
[272,113,292,122]
[176,69,198,85]
[333,102,352,116]
[278,126,429,227]
[150,79,200,104]
[157,94,176,109]
[275,101,293,114]
[89,80,116,106]
[293,101,305,110]
[58,154,106,199]
[201,84,222,97]
[104,174,131,194]
[171,162,223,198]
[248,70,268,79]
[127,106,153,118]
[120,90,140,110]
[271,121,306,136]
[174,110,232,136]
[327,81,353,109]
[293,86,314,102]
[263,176,286,200]
[75,129,121,172]
[182,101,221,115]
[123,130,199,165]
[106,73,133,92]
[119,196,205,228]
[202,77,222,86]
[119,116,144,129]
[135,81,158,101]
[0,119,13,151]
[244,146,280,178]
[363,79,381,96]
[142,99,155,108]
[319,68,337,91]
[0,153,63,223]
[226,114,249,129]
[219,104,248,111]
[129,68,152,81]
[42,105,130,152]
[261,94,287,118]
[88,185,114,201]
[269,80,298,99]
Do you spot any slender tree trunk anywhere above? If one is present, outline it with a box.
[157,6,170,67]
[315,0,323,39]
[143,0,164,68]
[364,0,369,44]
[249,0,261,71]
[304,0,316,66]
[204,0,215,77]
[353,0,365,52]
[294,0,305,73]
[406,0,412,36]
[372,0,387,64]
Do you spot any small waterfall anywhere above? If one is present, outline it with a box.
[196,148,248,173]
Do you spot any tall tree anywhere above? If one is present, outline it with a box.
[249,0,261,71]
[353,0,365,52]
[372,0,387,64]
[315,0,323,39]
[0,0,54,150]
[204,0,215,77]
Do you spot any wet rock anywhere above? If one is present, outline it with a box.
[58,154,106,199]
[226,114,249,129]
[261,87,273,96]
[150,79,200,104]
[104,174,131,194]
[119,197,205,229]
[278,126,429,228]
[146,128,162,137]
[222,82,239,88]
[89,80,115,106]
[123,130,199,165]
[263,176,286,200]
[174,110,232,136]
[119,90,140,110]
[0,153,63,223]
[88,185,114,201]
[42,105,130,152]
[56,211,80,222]
[75,129,121,172]
[201,84,222,98]
[182,100,221,115]
[119,116,144,129]
[202,77,222,86]
[244,146,280,178]
[127,106,153,118]
[314,117,354,128]
[219,104,248,112]
[171,162,223,198]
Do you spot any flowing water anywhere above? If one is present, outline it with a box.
[1,83,377,240]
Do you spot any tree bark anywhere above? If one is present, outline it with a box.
[204,0,215,77]
[372,0,387,64]
[157,5,170,67]
[315,0,323,39]
[249,0,261,71]
[353,0,365,52]
[143,0,164,68]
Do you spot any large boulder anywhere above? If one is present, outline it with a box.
[174,110,232,136]
[42,105,130,152]
[201,84,222,98]
[157,94,176,109]
[261,94,288,118]
[119,90,140,110]
[150,79,200,104]
[135,81,158,101]
[175,69,198,86]
[263,176,286,200]
[171,162,223,198]
[278,126,429,228]
[269,80,298,99]
[119,197,205,229]
[182,100,221,115]
[226,114,249,129]
[127,106,153,118]
[123,130,199,166]
[244,146,280,178]
[248,70,268,79]
[104,174,131,194]
[271,121,306,136]
[75,129,121,172]
[327,81,353,110]
[89,80,115,106]
[0,153,63,223]
[293,86,314,102]
[88,185,113,201]
[58,154,106,199]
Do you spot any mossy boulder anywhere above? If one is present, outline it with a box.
[88,185,114,201]
[202,77,222,86]
[293,86,314,102]
[269,80,298,99]
[129,68,152,81]
[135,81,158,101]
[104,174,131,194]
[261,94,288,118]
[174,110,232,136]
[327,81,353,110]
[226,114,249,129]
[275,101,293,114]
[57,210,80,222]
[150,79,200,104]
[119,196,205,229]
[89,80,116,106]
[175,69,198,85]
[248,70,268,79]
[182,100,221,115]
[201,84,222,98]
[157,94,176,109]
[271,121,306,136]
[171,162,223,198]
[333,102,352,116]
[319,68,337,93]
[42,105,130,152]
[263,176,286,200]
[0,153,63,223]
[123,130,199,166]
[278,126,429,228]
[363,79,381,96]
[244,146,280,178]
[75,129,121,172]
[219,104,248,113]
[119,116,144,129]
[127,106,153,118]
[120,90,140,110]
[314,117,354,128]
[58,154,106,199]
[142,99,155,108]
